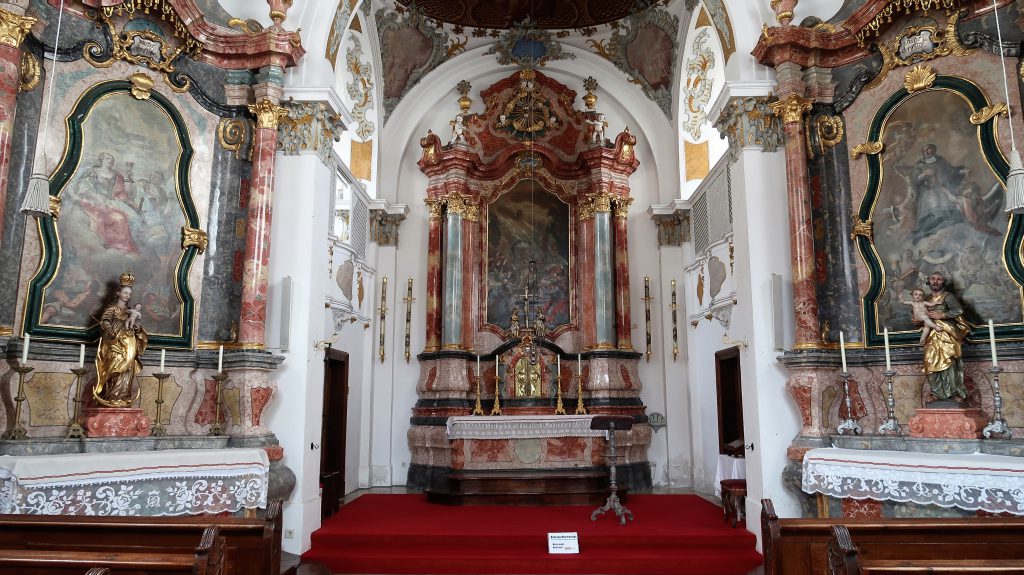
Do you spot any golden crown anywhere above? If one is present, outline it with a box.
[119,272,135,287]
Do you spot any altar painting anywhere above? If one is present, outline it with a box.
[871,89,1020,331]
[486,181,570,330]
[34,86,193,339]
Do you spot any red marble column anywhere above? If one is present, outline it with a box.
[612,197,633,350]
[771,94,819,349]
[577,203,596,349]
[238,99,286,346]
[0,10,37,245]
[424,199,443,352]
[460,206,480,351]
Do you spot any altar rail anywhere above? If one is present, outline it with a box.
[762,499,1024,575]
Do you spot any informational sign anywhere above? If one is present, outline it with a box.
[547,532,580,554]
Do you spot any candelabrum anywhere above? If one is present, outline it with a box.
[983,366,1012,439]
[490,365,503,416]
[209,372,228,436]
[554,373,566,415]
[877,369,900,436]
[151,372,172,436]
[836,371,862,435]
[66,367,90,439]
[574,373,587,415]
[472,372,485,416]
[5,365,33,440]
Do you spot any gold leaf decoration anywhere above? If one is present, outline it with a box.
[904,64,936,94]
[850,141,884,160]
[970,103,1008,125]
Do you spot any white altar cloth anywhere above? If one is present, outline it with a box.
[446,415,604,440]
[802,448,1024,515]
[0,448,268,516]
[714,454,746,498]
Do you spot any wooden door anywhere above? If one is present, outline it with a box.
[320,347,348,519]
[715,347,744,457]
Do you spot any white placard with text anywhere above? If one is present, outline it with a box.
[547,532,580,554]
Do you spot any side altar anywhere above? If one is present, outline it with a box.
[406,70,652,497]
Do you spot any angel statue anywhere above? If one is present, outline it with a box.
[93,272,148,407]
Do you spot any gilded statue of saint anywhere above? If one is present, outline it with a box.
[917,272,969,402]
[93,272,148,407]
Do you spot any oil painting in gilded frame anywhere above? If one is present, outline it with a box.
[24,80,200,348]
[486,180,571,331]
[857,74,1024,346]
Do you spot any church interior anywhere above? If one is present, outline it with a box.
[2,0,1024,573]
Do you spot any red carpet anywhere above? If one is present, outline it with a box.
[302,494,762,575]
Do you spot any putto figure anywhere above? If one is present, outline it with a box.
[93,272,148,407]
[900,288,943,344]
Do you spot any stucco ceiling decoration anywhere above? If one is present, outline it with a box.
[394,0,664,29]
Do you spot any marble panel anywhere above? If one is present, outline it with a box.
[468,438,512,463]
[24,371,74,427]
[545,436,586,462]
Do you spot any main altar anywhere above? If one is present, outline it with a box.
[406,69,653,496]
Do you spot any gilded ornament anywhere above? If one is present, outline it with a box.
[583,76,599,110]
[696,269,705,306]
[904,64,936,93]
[611,196,633,219]
[866,11,970,89]
[19,52,40,93]
[420,131,438,164]
[456,80,473,113]
[425,197,444,220]
[98,0,204,56]
[129,73,155,100]
[0,9,35,48]
[850,141,884,160]
[248,99,288,130]
[814,115,844,152]
[182,226,209,254]
[217,119,248,160]
[227,18,264,34]
[577,196,596,220]
[855,0,961,46]
[48,196,61,220]
[970,103,1008,125]
[496,69,558,139]
[593,192,612,213]
[768,94,813,125]
[850,215,873,242]
[84,13,195,93]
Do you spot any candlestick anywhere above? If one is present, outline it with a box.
[160,349,166,372]
[66,367,89,439]
[989,319,998,367]
[151,371,171,436]
[877,368,900,436]
[554,371,566,415]
[883,328,891,371]
[5,365,33,439]
[79,344,85,368]
[217,344,223,373]
[209,372,228,435]
[21,333,29,365]
[983,366,1012,439]
[836,370,861,435]
[839,331,847,372]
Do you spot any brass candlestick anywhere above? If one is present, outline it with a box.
[5,365,33,440]
[472,371,485,416]
[151,372,171,436]
[574,373,587,415]
[554,372,566,415]
[490,361,503,416]
[66,367,90,439]
[209,372,228,436]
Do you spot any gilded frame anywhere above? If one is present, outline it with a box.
[857,73,1024,347]
[23,80,199,348]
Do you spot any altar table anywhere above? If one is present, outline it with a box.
[0,448,268,516]
[445,415,603,440]
[802,448,1024,516]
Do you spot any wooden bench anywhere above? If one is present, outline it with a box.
[762,498,1024,575]
[0,524,222,574]
[828,524,1024,574]
[0,500,281,575]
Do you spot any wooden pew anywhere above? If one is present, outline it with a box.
[0,500,281,575]
[827,524,1024,574]
[0,524,223,574]
[762,498,1024,575]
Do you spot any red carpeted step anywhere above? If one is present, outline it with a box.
[303,494,762,575]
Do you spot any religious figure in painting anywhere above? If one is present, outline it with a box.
[917,272,969,402]
[93,273,148,407]
[76,152,141,255]
[911,144,968,239]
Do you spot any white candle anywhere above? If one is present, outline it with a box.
[217,344,224,373]
[21,333,29,365]
[160,349,166,372]
[79,344,85,368]
[883,328,891,371]
[577,353,582,375]
[989,319,998,367]
[495,357,499,378]
[839,331,847,373]
[476,355,481,376]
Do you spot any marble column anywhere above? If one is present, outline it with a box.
[577,200,597,349]
[460,201,480,351]
[611,196,634,350]
[423,198,443,352]
[593,193,615,348]
[770,93,819,349]
[441,198,464,350]
[238,98,287,345]
[0,7,36,245]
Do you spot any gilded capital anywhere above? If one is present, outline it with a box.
[611,196,633,218]
[768,94,813,125]
[248,98,288,129]
[594,192,613,213]
[0,8,35,48]
[425,197,444,220]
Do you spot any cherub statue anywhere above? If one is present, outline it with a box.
[586,112,607,144]
[125,303,143,331]
[509,307,520,338]
[900,288,943,344]
[449,114,467,145]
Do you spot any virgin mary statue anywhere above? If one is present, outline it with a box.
[93,272,148,407]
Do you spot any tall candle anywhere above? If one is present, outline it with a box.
[989,319,998,367]
[495,357,499,378]
[577,353,582,375]
[79,344,85,368]
[217,344,224,373]
[883,328,891,371]
[557,355,561,375]
[21,333,29,364]
[160,349,166,372]
[839,331,847,373]
[476,355,481,376]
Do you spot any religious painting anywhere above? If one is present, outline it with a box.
[486,181,570,330]
[859,76,1024,344]
[625,24,674,91]
[376,8,448,118]
[25,80,200,347]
